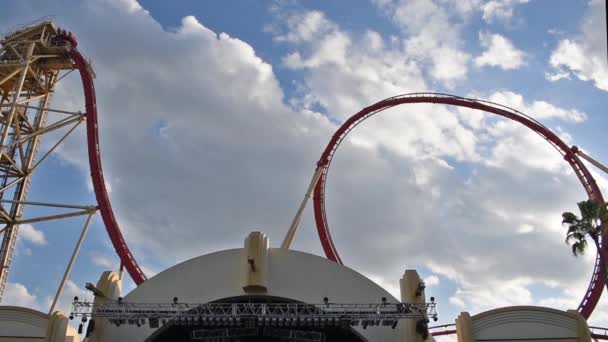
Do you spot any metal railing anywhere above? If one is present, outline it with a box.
[591,326,608,340]
[1,16,55,43]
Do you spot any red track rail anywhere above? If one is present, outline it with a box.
[58,33,146,285]
[313,93,606,318]
[429,323,457,336]
[591,326,608,340]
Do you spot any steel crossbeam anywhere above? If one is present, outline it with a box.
[70,301,437,323]
[191,327,324,342]
[0,20,90,301]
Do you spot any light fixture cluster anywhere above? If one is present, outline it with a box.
[191,327,324,342]
[69,296,438,334]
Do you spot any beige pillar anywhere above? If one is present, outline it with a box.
[455,312,474,342]
[400,270,426,342]
[46,311,79,342]
[242,231,269,292]
[567,310,592,342]
[86,271,122,342]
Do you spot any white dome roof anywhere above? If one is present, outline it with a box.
[105,247,404,341]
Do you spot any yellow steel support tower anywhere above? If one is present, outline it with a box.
[0,20,86,301]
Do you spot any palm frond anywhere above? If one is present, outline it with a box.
[562,212,579,225]
[562,199,608,257]
[571,240,587,257]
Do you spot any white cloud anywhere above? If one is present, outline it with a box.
[91,253,114,269]
[269,29,597,316]
[484,90,586,122]
[6,1,337,264]
[372,0,471,83]
[456,90,586,173]
[545,69,570,82]
[273,9,482,163]
[589,298,608,328]
[18,224,47,246]
[1,0,605,330]
[140,264,160,279]
[370,0,528,80]
[44,280,88,315]
[365,273,401,299]
[449,277,534,312]
[3,282,40,309]
[449,295,466,308]
[516,223,535,234]
[424,275,440,287]
[273,10,333,44]
[548,0,608,91]
[480,0,529,24]
[282,30,351,69]
[4,280,87,316]
[475,32,526,70]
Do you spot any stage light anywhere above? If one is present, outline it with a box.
[85,282,106,298]
[416,282,426,296]
[416,319,429,339]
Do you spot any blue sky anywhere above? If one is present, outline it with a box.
[1,0,608,333]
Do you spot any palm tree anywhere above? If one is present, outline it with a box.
[562,200,607,257]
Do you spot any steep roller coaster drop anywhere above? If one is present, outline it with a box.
[0,21,145,303]
[0,21,605,334]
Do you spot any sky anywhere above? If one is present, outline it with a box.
[1,0,608,334]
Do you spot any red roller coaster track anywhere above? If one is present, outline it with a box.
[58,34,147,285]
[59,32,605,318]
[312,93,607,319]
